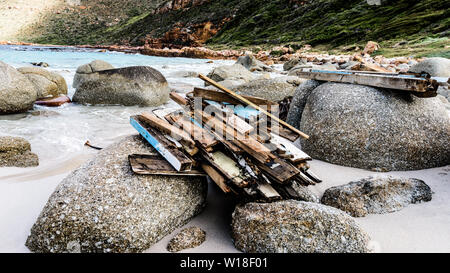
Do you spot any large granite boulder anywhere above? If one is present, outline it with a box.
[26,135,208,253]
[232,200,371,253]
[321,176,432,217]
[72,61,169,106]
[18,67,68,99]
[236,54,274,72]
[234,76,303,101]
[409,57,450,77]
[0,61,37,114]
[286,80,322,128]
[206,64,255,86]
[299,83,450,171]
[0,136,39,167]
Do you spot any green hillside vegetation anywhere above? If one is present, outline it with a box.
[24,0,450,57]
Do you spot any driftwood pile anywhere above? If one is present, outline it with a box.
[129,75,321,202]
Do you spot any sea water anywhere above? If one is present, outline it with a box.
[0,45,233,168]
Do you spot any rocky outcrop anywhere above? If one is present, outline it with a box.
[409,57,450,77]
[321,176,432,217]
[26,135,208,253]
[234,76,303,101]
[72,61,170,106]
[167,227,206,252]
[154,0,211,14]
[206,64,255,86]
[232,200,371,253]
[236,54,274,72]
[299,83,450,171]
[18,67,67,99]
[0,136,39,167]
[0,61,37,114]
[286,80,322,128]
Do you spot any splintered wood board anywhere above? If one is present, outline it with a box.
[130,116,193,172]
[153,108,180,121]
[193,87,277,106]
[129,154,205,176]
[171,113,219,149]
[201,164,232,193]
[270,133,311,162]
[256,158,300,184]
[210,151,248,188]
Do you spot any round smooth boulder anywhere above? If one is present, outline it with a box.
[206,64,255,86]
[231,200,371,253]
[299,83,450,171]
[236,54,274,72]
[73,62,169,106]
[408,57,450,77]
[26,135,208,253]
[18,67,68,99]
[0,61,37,114]
[235,76,304,101]
[0,136,39,167]
[321,176,432,217]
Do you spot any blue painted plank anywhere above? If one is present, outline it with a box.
[130,117,183,171]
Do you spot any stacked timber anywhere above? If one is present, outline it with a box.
[129,75,321,202]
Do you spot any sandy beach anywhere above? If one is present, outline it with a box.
[1,148,448,253]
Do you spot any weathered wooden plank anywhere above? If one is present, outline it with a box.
[294,70,439,93]
[196,109,273,163]
[270,133,311,163]
[129,154,205,176]
[170,113,219,149]
[256,158,300,184]
[140,112,195,147]
[153,108,179,121]
[130,116,193,172]
[193,87,277,107]
[169,92,188,106]
[200,164,233,194]
[255,175,282,201]
[198,74,310,139]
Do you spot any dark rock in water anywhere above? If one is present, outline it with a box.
[408,57,450,77]
[72,61,170,106]
[321,176,433,217]
[299,82,450,171]
[0,136,39,167]
[286,80,322,129]
[26,135,208,253]
[232,200,371,253]
[18,67,68,99]
[236,54,274,72]
[234,76,303,101]
[167,227,206,253]
[31,62,49,68]
[0,61,37,114]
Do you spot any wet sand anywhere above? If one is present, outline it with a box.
[1,150,448,253]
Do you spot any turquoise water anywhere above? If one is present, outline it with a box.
[0,45,211,69]
[0,45,232,165]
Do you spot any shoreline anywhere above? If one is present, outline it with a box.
[0,41,245,60]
